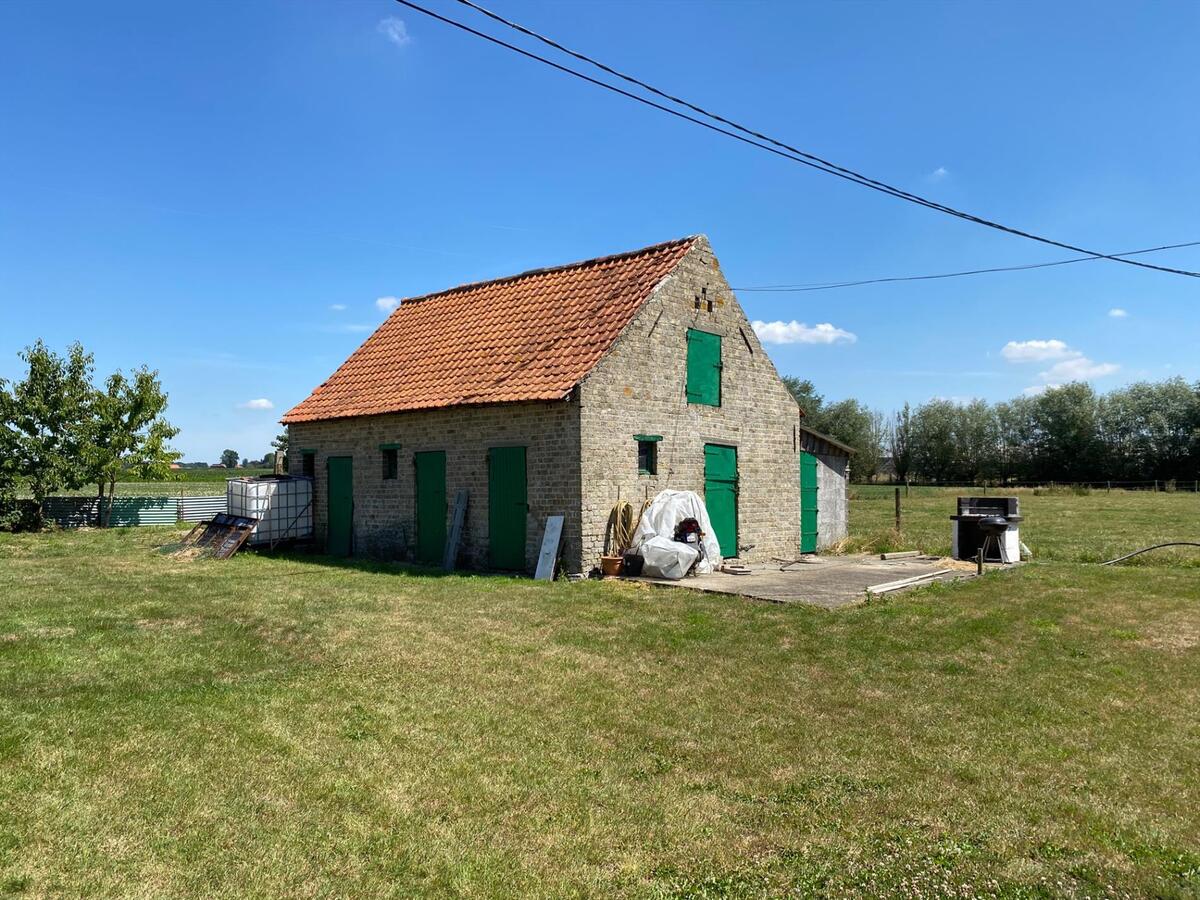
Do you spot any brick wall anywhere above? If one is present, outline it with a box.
[288,400,581,571]
[576,236,805,567]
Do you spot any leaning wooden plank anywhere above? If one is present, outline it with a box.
[865,570,953,594]
[443,489,469,571]
[881,550,922,560]
[534,515,564,581]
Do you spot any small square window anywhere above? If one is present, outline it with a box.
[637,440,658,475]
[382,447,398,480]
[301,451,316,478]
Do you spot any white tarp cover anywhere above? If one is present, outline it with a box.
[639,535,701,580]
[631,489,722,576]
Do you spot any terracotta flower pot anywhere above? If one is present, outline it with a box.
[600,555,623,577]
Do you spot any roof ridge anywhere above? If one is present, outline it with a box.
[398,234,700,308]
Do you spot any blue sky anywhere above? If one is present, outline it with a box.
[2,0,1197,461]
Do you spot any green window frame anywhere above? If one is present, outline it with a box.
[635,435,661,475]
[686,329,722,407]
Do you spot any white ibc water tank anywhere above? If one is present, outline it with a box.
[226,476,313,547]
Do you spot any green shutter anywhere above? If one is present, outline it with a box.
[800,451,819,553]
[686,329,722,406]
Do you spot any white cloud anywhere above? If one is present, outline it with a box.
[1003,337,1118,389]
[1039,357,1119,382]
[1000,339,1076,363]
[1108,307,1128,318]
[751,320,856,345]
[237,398,274,410]
[329,303,347,311]
[376,296,400,313]
[1021,384,1048,397]
[929,166,949,181]
[378,17,412,48]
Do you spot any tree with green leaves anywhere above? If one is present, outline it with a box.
[220,449,239,469]
[85,367,180,527]
[889,403,914,484]
[272,431,289,454]
[0,340,94,526]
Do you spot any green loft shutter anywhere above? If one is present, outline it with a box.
[686,329,722,406]
[800,451,819,553]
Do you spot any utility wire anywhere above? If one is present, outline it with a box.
[396,0,1200,280]
[732,240,1200,293]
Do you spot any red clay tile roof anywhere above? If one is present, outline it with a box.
[282,236,698,423]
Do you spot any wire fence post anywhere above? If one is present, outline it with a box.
[894,487,901,533]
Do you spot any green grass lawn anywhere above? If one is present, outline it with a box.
[847,485,1200,567]
[2,518,1199,897]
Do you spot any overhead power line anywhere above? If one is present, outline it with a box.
[732,240,1200,293]
[395,0,1200,280]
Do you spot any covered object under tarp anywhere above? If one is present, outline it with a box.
[630,490,723,578]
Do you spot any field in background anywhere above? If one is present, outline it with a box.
[29,469,273,498]
[2,492,1199,896]
[847,484,1200,567]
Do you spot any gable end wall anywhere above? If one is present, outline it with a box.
[577,236,804,565]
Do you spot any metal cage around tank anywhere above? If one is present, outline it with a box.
[225,475,314,547]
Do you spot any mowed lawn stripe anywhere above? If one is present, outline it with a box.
[1,526,1198,897]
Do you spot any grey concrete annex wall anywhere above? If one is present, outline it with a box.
[287,400,582,571]
[576,235,804,566]
[815,452,849,549]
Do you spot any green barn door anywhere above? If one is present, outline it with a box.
[326,456,353,557]
[703,444,738,558]
[800,451,819,553]
[414,451,447,565]
[488,446,527,570]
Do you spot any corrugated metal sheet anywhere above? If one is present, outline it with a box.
[43,496,99,528]
[42,495,226,528]
[107,497,177,527]
[180,496,226,522]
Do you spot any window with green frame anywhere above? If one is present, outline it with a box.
[635,434,661,475]
[685,329,721,406]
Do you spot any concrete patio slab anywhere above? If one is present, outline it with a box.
[628,554,981,609]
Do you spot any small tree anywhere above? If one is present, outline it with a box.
[85,367,180,527]
[782,377,823,418]
[0,341,93,526]
[272,431,289,454]
[221,449,239,469]
[890,403,914,484]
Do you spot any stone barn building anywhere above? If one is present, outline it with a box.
[281,235,850,572]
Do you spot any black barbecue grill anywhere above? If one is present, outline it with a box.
[950,497,1023,562]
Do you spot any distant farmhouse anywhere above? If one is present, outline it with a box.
[282,235,850,572]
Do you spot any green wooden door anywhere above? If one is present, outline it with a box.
[326,456,353,557]
[488,446,527,570]
[414,450,447,565]
[703,443,738,558]
[800,451,819,553]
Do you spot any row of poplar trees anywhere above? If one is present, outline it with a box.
[785,377,1200,485]
[0,341,179,528]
